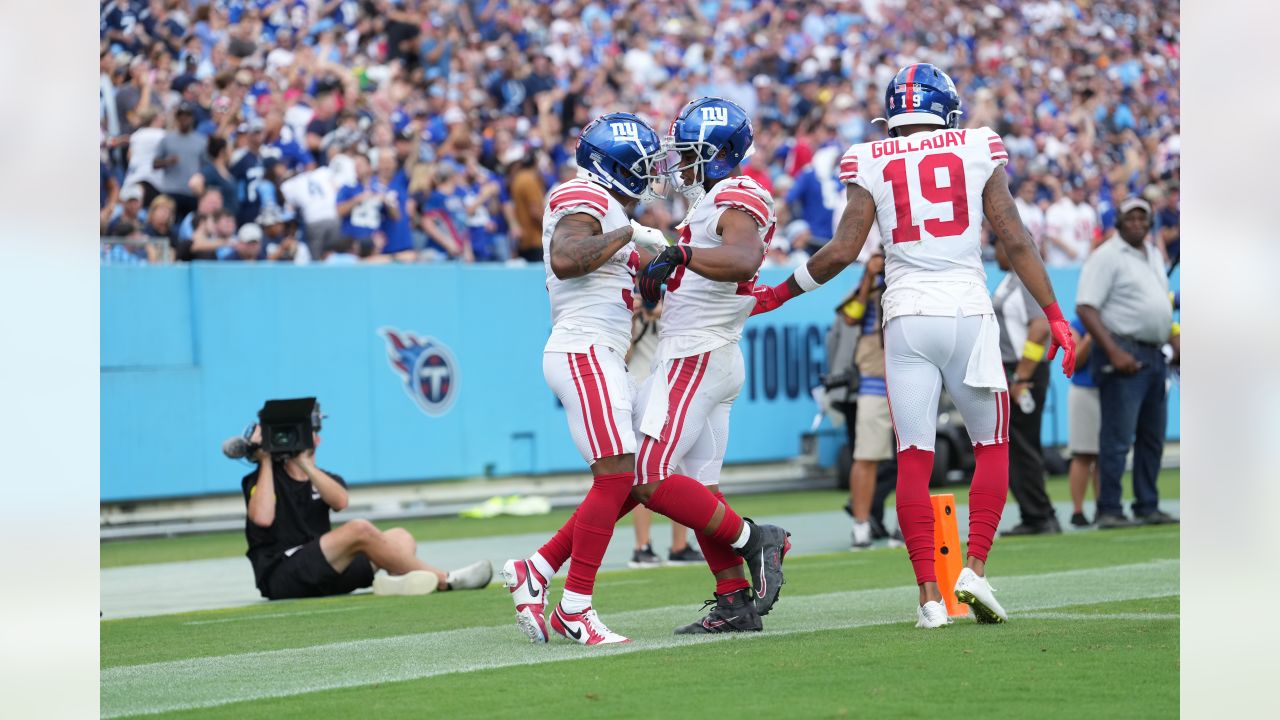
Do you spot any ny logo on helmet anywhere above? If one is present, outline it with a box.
[699,106,729,127]
[611,122,639,140]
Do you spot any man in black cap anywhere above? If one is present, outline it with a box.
[152,101,208,223]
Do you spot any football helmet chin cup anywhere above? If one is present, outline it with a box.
[879,63,964,137]
[575,112,666,203]
[665,97,754,199]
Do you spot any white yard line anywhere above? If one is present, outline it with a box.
[181,607,366,626]
[1018,612,1179,621]
[102,559,1178,719]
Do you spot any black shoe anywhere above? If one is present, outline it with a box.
[868,516,889,540]
[1096,513,1140,529]
[1001,518,1062,536]
[628,543,661,568]
[673,588,762,634]
[1136,509,1180,525]
[736,518,791,616]
[1070,512,1091,527]
[668,545,705,564]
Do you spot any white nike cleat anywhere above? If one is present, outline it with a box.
[501,559,550,643]
[447,560,494,590]
[549,605,630,645]
[915,600,952,629]
[954,567,1008,623]
[851,521,873,551]
[372,570,440,596]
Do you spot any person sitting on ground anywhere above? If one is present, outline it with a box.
[242,424,492,600]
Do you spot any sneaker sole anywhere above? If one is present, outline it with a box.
[372,571,439,596]
[515,607,548,643]
[955,589,1006,624]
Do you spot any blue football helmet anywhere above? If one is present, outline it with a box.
[665,97,754,197]
[575,113,664,201]
[880,63,963,136]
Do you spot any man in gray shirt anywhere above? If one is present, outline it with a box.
[993,236,1058,535]
[1077,197,1179,528]
[152,101,207,223]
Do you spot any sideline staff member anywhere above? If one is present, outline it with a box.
[243,425,492,599]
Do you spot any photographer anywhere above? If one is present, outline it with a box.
[241,423,492,600]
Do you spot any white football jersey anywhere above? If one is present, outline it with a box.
[659,176,775,359]
[839,126,1007,321]
[542,178,639,357]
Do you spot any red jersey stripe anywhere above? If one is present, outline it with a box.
[716,189,769,226]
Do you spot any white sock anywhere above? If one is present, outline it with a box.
[730,521,752,550]
[529,552,555,582]
[560,590,591,614]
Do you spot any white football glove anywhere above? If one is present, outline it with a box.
[629,220,669,252]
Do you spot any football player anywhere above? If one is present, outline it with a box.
[751,65,1075,628]
[499,113,669,645]
[634,97,792,635]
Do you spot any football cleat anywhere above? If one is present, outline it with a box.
[915,600,953,629]
[851,521,873,551]
[954,567,1008,624]
[736,518,791,616]
[674,588,763,634]
[501,559,550,643]
[549,605,630,645]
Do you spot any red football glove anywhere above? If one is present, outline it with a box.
[1042,301,1076,379]
[749,281,796,316]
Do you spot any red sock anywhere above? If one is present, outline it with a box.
[563,473,632,595]
[968,443,1009,563]
[715,577,750,595]
[695,492,745,575]
[896,447,937,585]
[536,493,641,574]
[644,475,744,545]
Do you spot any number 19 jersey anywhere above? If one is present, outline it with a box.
[838,127,1008,321]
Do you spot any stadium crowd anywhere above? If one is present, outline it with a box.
[99,0,1180,269]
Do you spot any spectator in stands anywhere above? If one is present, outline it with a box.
[228,222,263,262]
[1156,184,1180,268]
[260,206,310,265]
[372,150,415,260]
[123,107,166,204]
[336,153,386,256]
[241,423,492,600]
[176,188,223,259]
[281,163,342,258]
[107,184,148,236]
[142,195,177,251]
[1044,180,1096,267]
[1077,197,1179,528]
[506,147,546,263]
[189,208,238,260]
[152,101,207,222]
[1013,180,1047,256]
[230,119,268,226]
[191,135,239,220]
[993,236,1059,535]
[1066,319,1100,527]
[417,161,473,262]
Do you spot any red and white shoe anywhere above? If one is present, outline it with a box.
[549,604,630,645]
[500,559,549,643]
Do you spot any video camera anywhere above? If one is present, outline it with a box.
[223,397,325,460]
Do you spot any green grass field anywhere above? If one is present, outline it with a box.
[101,483,1180,719]
[101,469,1180,568]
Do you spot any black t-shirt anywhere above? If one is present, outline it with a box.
[241,462,346,592]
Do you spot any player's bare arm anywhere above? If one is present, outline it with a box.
[548,212,635,280]
[984,170,1076,375]
[684,209,765,283]
[794,184,878,294]
[982,171,1058,309]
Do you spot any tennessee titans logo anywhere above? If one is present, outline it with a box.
[380,327,458,416]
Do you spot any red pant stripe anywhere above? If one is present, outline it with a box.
[567,354,601,459]
[588,347,624,455]
[659,353,709,476]
[574,353,616,457]
[635,361,681,485]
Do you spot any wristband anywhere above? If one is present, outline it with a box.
[1170,321,1180,337]
[841,300,866,321]
[1041,301,1066,324]
[794,262,823,293]
[1021,340,1046,363]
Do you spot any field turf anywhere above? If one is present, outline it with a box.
[101,501,1179,719]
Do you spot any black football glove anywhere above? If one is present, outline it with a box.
[638,245,694,304]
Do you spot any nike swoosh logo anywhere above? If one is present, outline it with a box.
[566,624,582,640]
[523,563,540,598]
[755,548,766,599]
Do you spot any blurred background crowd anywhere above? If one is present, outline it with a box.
[99,0,1180,271]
